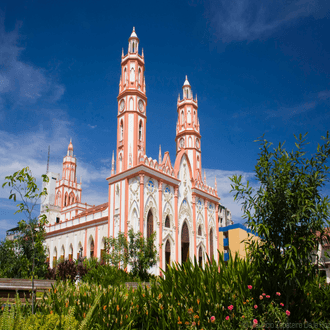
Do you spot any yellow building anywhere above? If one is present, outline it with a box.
[218,223,258,260]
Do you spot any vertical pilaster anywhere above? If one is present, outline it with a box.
[174,187,179,262]
[215,206,219,268]
[139,174,145,234]
[125,178,129,236]
[192,194,197,257]
[95,226,98,258]
[204,200,208,256]
[158,181,163,276]
[84,228,87,257]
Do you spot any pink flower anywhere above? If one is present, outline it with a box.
[228,305,234,311]
[276,292,281,296]
[253,319,258,328]
[210,316,216,323]
[254,305,258,309]
[286,310,291,316]
[280,303,284,307]
[259,295,263,300]
[192,322,196,326]
[225,316,230,321]
[262,293,266,296]
[266,295,270,299]
[248,285,253,290]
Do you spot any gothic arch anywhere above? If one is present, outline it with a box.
[56,191,61,206]
[69,243,73,260]
[181,220,191,263]
[60,245,65,260]
[77,241,83,260]
[64,192,68,207]
[143,197,158,244]
[129,207,139,233]
[174,151,194,181]
[162,202,174,228]
[162,233,175,272]
[87,235,95,258]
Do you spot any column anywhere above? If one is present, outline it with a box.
[139,174,145,234]
[204,200,208,256]
[174,186,179,263]
[192,194,197,257]
[158,181,163,276]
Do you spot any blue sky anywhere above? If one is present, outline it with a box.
[1,0,330,239]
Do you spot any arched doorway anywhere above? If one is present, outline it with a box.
[165,239,171,272]
[210,228,214,260]
[199,246,203,266]
[69,244,73,261]
[147,209,153,240]
[90,238,94,258]
[181,221,189,263]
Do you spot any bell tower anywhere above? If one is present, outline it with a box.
[116,27,147,173]
[175,76,202,179]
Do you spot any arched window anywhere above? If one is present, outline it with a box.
[147,210,153,240]
[199,246,203,266]
[77,242,83,260]
[198,225,202,236]
[120,120,123,140]
[210,228,214,261]
[189,136,192,147]
[139,121,143,141]
[60,245,65,261]
[165,215,170,228]
[138,68,141,84]
[53,247,57,267]
[130,68,135,82]
[69,244,73,261]
[165,240,171,272]
[64,193,68,207]
[124,68,127,83]
[129,97,134,110]
[90,238,94,258]
[181,111,184,124]
[187,109,191,123]
[197,156,200,169]
[181,221,189,263]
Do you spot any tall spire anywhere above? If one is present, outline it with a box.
[204,170,206,184]
[158,145,162,164]
[111,150,115,175]
[215,176,217,190]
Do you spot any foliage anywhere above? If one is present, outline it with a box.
[2,253,330,328]
[230,132,330,321]
[1,167,49,279]
[81,263,139,287]
[104,228,158,281]
[56,259,78,282]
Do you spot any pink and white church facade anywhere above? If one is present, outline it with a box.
[42,28,220,275]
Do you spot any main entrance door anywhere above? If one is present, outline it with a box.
[165,239,171,272]
[181,221,189,263]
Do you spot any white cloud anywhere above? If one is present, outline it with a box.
[265,101,316,120]
[204,168,256,223]
[318,90,330,100]
[0,17,64,112]
[207,0,330,42]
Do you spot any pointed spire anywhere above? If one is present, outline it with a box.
[159,145,162,164]
[122,48,124,57]
[142,48,144,57]
[130,27,138,39]
[111,150,115,175]
[177,93,180,102]
[204,170,206,184]
[215,176,217,190]
[183,75,190,87]
[80,176,82,184]
[195,93,198,102]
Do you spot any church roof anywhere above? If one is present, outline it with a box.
[129,27,138,39]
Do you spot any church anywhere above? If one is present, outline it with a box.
[42,28,220,275]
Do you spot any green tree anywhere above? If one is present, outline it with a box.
[104,228,158,281]
[230,132,330,317]
[1,167,49,313]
